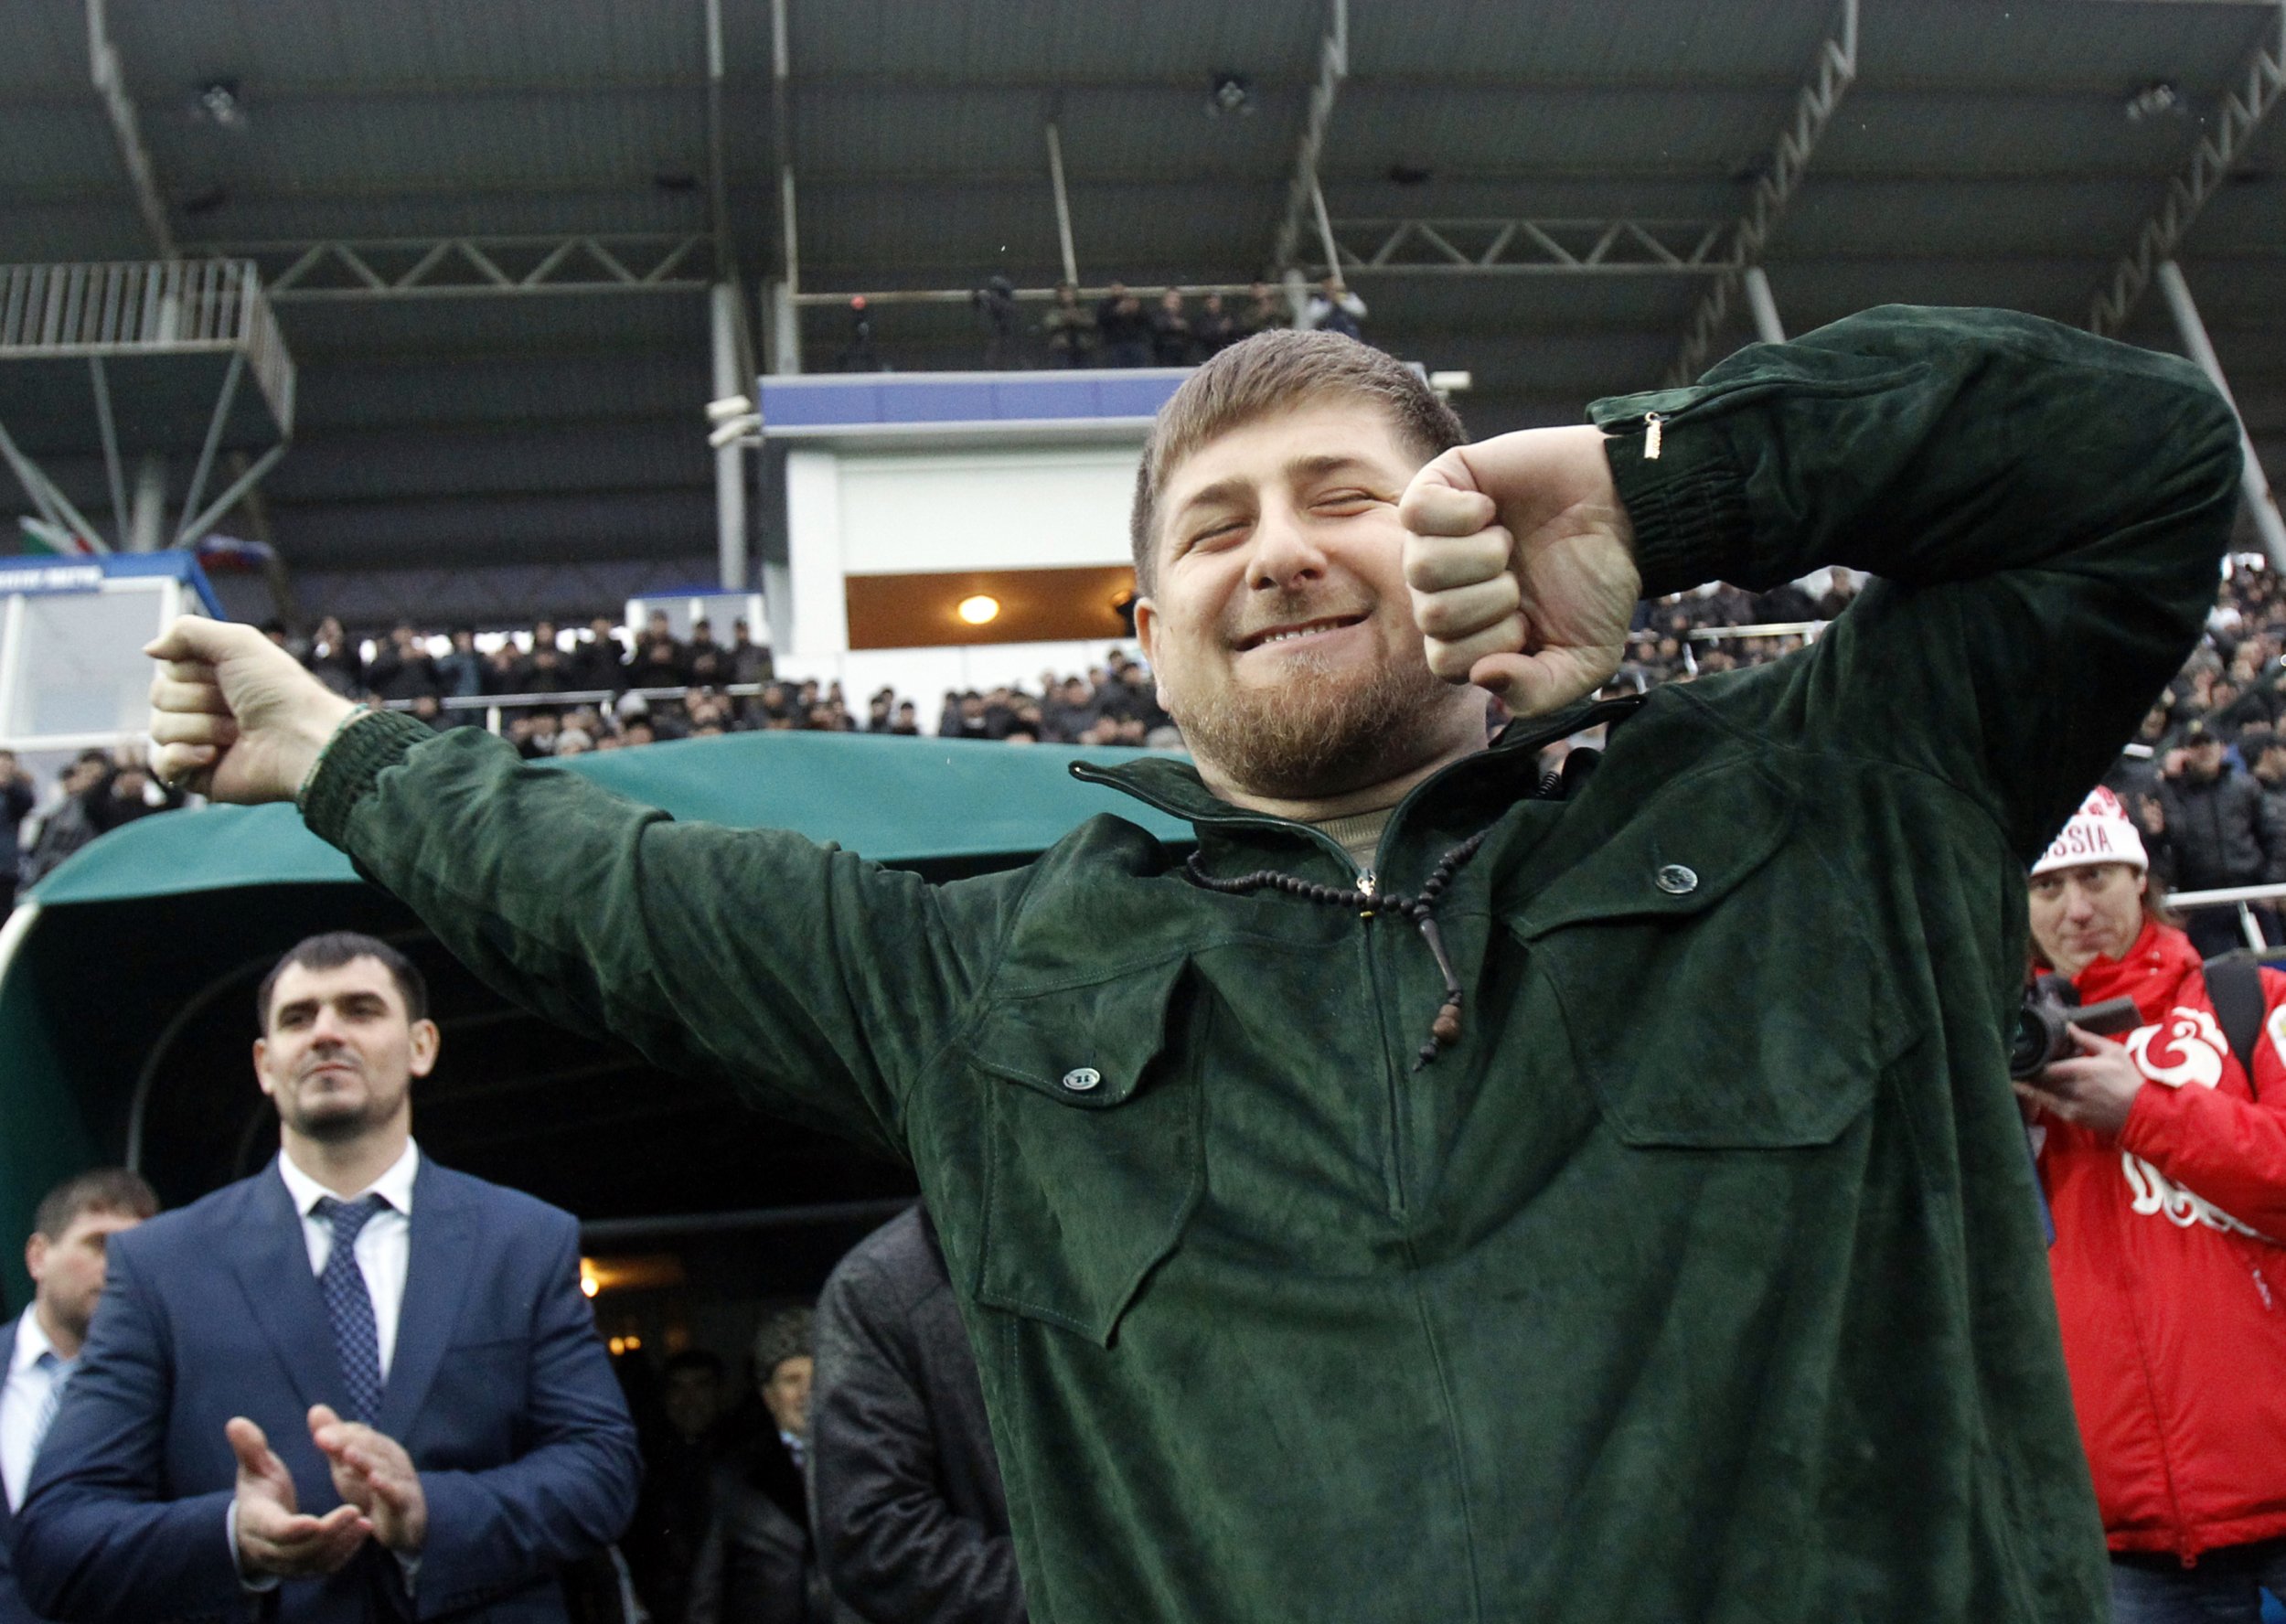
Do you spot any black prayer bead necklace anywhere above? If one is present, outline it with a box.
[1183,826,1495,1071]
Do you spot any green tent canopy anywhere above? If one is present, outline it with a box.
[0,732,1191,1306]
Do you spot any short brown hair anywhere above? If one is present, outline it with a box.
[34,1167,158,1240]
[1128,330,1466,593]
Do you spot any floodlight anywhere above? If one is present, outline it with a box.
[1428,370,1473,394]
[707,394,754,422]
[956,595,1002,625]
[709,415,760,449]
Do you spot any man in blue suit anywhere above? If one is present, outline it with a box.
[16,931,641,1623]
[0,1169,159,1624]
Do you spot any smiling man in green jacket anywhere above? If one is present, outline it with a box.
[146,308,2241,1623]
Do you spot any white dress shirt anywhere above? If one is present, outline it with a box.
[0,1307,65,1512]
[275,1138,420,1381]
[231,1139,424,1588]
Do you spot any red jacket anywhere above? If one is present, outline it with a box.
[2036,919,2286,1557]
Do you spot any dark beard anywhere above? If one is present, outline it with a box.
[1169,646,1458,801]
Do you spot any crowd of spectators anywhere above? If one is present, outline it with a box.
[272,608,1181,760]
[17,560,2286,916]
[1036,274,1365,369]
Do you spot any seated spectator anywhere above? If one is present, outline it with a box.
[689,1311,831,1624]
[525,622,577,694]
[1,749,35,910]
[688,621,732,689]
[890,700,920,736]
[365,623,441,703]
[1817,568,1861,619]
[633,610,688,688]
[1196,291,1239,355]
[1094,283,1151,368]
[303,615,363,698]
[730,621,774,686]
[1150,289,1197,367]
[577,617,631,692]
[1239,279,1290,339]
[1042,282,1095,368]
[437,626,486,699]
[1298,275,1366,340]
[484,639,530,695]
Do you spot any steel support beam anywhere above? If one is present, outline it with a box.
[1046,122,1079,286]
[1743,266,1786,344]
[1665,0,1856,384]
[0,420,110,551]
[1271,0,1349,275]
[194,235,714,301]
[86,0,176,259]
[2089,6,2285,337]
[176,443,285,549]
[1327,217,1728,276]
[769,0,803,372]
[86,358,130,550]
[2157,261,2286,567]
[712,283,751,591]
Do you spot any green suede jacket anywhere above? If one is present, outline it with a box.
[302,308,2241,1623]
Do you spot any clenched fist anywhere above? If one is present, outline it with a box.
[144,617,358,804]
[1397,424,1640,718]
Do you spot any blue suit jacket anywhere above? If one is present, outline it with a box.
[0,1312,54,1624]
[14,1159,640,1624]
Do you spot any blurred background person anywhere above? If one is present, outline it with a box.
[811,1206,1023,1624]
[689,1310,830,1624]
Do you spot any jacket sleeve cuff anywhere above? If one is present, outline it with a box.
[2117,1078,2179,1159]
[1589,395,1756,599]
[298,708,437,849]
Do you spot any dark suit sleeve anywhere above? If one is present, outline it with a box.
[398,1213,640,1619]
[810,1255,1025,1624]
[14,1240,245,1622]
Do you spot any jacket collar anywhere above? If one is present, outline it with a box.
[1068,694,1645,838]
[2070,918,2201,1018]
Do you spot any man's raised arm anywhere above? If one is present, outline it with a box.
[1404,304,2245,860]
[145,621,1008,1155]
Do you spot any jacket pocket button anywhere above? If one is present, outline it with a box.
[1655,863,1699,895]
[1061,1067,1103,1093]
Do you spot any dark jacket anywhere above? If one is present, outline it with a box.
[0,772,36,891]
[688,1434,831,1624]
[812,1209,1022,1624]
[2152,764,2286,890]
[298,307,2242,1623]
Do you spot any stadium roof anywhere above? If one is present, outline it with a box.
[1,0,2281,625]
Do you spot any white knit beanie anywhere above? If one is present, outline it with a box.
[2031,785,2149,878]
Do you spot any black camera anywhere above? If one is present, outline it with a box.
[2010,973,2142,1079]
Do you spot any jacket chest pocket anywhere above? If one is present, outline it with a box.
[962,953,1202,1345]
[1507,764,1890,1149]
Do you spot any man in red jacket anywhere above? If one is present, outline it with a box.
[2021,785,2286,1622]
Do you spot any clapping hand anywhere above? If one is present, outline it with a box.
[229,1416,371,1578]
[308,1404,428,1555]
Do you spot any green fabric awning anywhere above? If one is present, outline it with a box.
[0,732,1194,1306]
[27,732,1192,905]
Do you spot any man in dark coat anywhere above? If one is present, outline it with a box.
[689,1311,830,1624]
[811,1207,1023,1624]
[2149,719,2286,954]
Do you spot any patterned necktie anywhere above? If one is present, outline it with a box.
[314,1193,388,1423]
[27,1351,68,1464]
